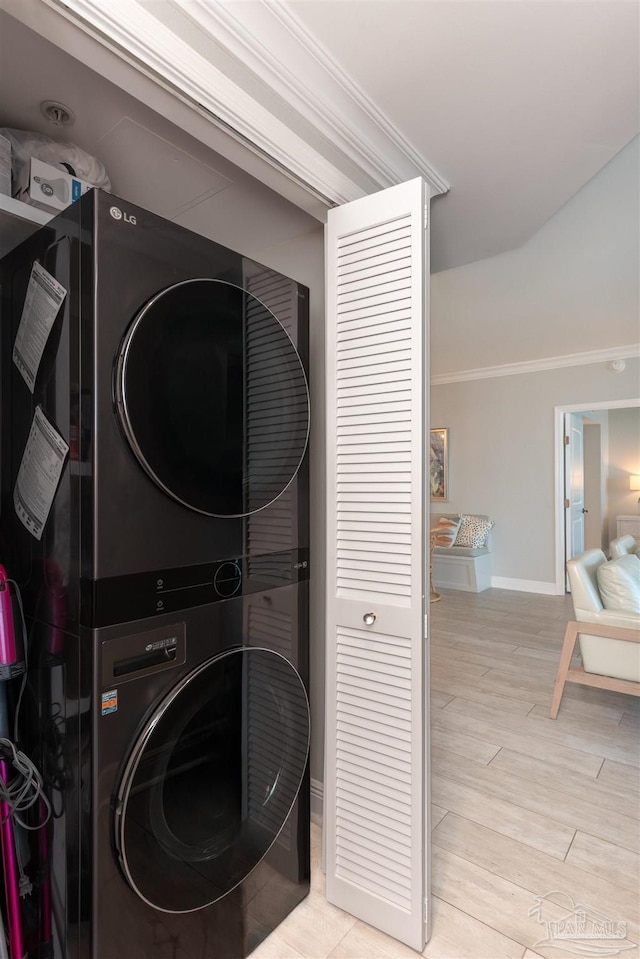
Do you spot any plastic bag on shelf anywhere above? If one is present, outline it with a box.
[0,128,111,210]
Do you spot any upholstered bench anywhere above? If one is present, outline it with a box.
[431,513,493,593]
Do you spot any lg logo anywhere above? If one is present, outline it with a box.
[109,205,137,225]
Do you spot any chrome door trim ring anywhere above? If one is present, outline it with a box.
[115,277,310,518]
[114,646,310,914]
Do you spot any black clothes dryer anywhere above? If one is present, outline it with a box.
[0,191,310,958]
[0,189,310,622]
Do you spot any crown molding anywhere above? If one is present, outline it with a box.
[431,345,640,386]
[42,0,369,210]
[38,0,448,215]
[178,0,449,198]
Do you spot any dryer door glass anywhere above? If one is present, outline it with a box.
[116,279,309,517]
[115,647,310,913]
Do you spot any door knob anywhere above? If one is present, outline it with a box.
[363,612,376,626]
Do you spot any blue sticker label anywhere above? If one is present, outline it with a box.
[102,689,117,715]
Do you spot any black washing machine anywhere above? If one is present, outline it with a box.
[94,581,309,959]
[0,190,310,958]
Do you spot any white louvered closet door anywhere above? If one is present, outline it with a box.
[325,178,430,951]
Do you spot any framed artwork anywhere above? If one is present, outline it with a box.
[430,428,448,501]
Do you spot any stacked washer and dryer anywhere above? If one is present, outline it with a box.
[0,190,311,958]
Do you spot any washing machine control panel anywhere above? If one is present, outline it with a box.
[81,548,309,627]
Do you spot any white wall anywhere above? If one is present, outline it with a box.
[607,406,640,542]
[430,361,639,589]
[429,137,639,592]
[430,136,639,375]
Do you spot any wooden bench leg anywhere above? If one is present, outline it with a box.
[550,621,579,719]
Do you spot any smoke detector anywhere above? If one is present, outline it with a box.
[610,359,626,373]
[40,100,75,127]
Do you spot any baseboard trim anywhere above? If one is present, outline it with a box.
[491,576,560,595]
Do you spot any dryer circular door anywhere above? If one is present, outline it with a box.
[114,647,310,913]
[115,279,309,517]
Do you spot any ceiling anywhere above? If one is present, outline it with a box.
[287,0,640,271]
[0,0,638,272]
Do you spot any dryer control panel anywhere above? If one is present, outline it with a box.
[81,548,309,627]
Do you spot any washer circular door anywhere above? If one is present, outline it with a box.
[115,647,310,913]
[115,279,309,517]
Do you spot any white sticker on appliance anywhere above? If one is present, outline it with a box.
[12,261,67,393]
[14,406,69,541]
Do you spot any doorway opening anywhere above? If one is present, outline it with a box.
[554,398,640,593]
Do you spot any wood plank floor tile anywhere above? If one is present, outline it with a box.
[430,689,455,709]
[478,668,631,723]
[565,831,640,893]
[620,709,640,728]
[430,659,493,681]
[432,775,576,859]
[431,845,632,959]
[431,805,448,830]
[457,644,559,672]
[598,758,640,792]
[509,644,560,663]
[432,747,639,851]
[439,636,520,657]
[431,707,604,777]
[442,696,640,765]
[251,931,306,958]
[431,726,501,764]
[433,815,640,947]
[447,671,557,709]
[527,702,640,745]
[430,675,536,716]
[429,623,479,642]
[621,695,640,714]
[423,897,525,959]
[276,889,358,959]
[328,920,420,958]
[489,748,639,820]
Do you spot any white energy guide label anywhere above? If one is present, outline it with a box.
[14,406,69,540]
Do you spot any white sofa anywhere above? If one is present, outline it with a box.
[609,534,639,559]
[550,548,640,718]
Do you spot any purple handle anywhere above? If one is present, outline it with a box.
[0,761,26,959]
[0,566,17,667]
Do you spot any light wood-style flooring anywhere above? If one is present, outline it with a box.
[254,587,640,959]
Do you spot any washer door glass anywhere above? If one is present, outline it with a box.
[115,648,310,913]
[116,279,309,517]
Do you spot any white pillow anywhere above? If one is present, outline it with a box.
[455,514,494,548]
[597,554,640,613]
[433,515,461,548]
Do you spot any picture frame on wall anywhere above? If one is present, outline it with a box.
[430,428,448,501]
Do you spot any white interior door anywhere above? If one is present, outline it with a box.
[582,421,602,550]
[565,412,586,571]
[325,178,429,951]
